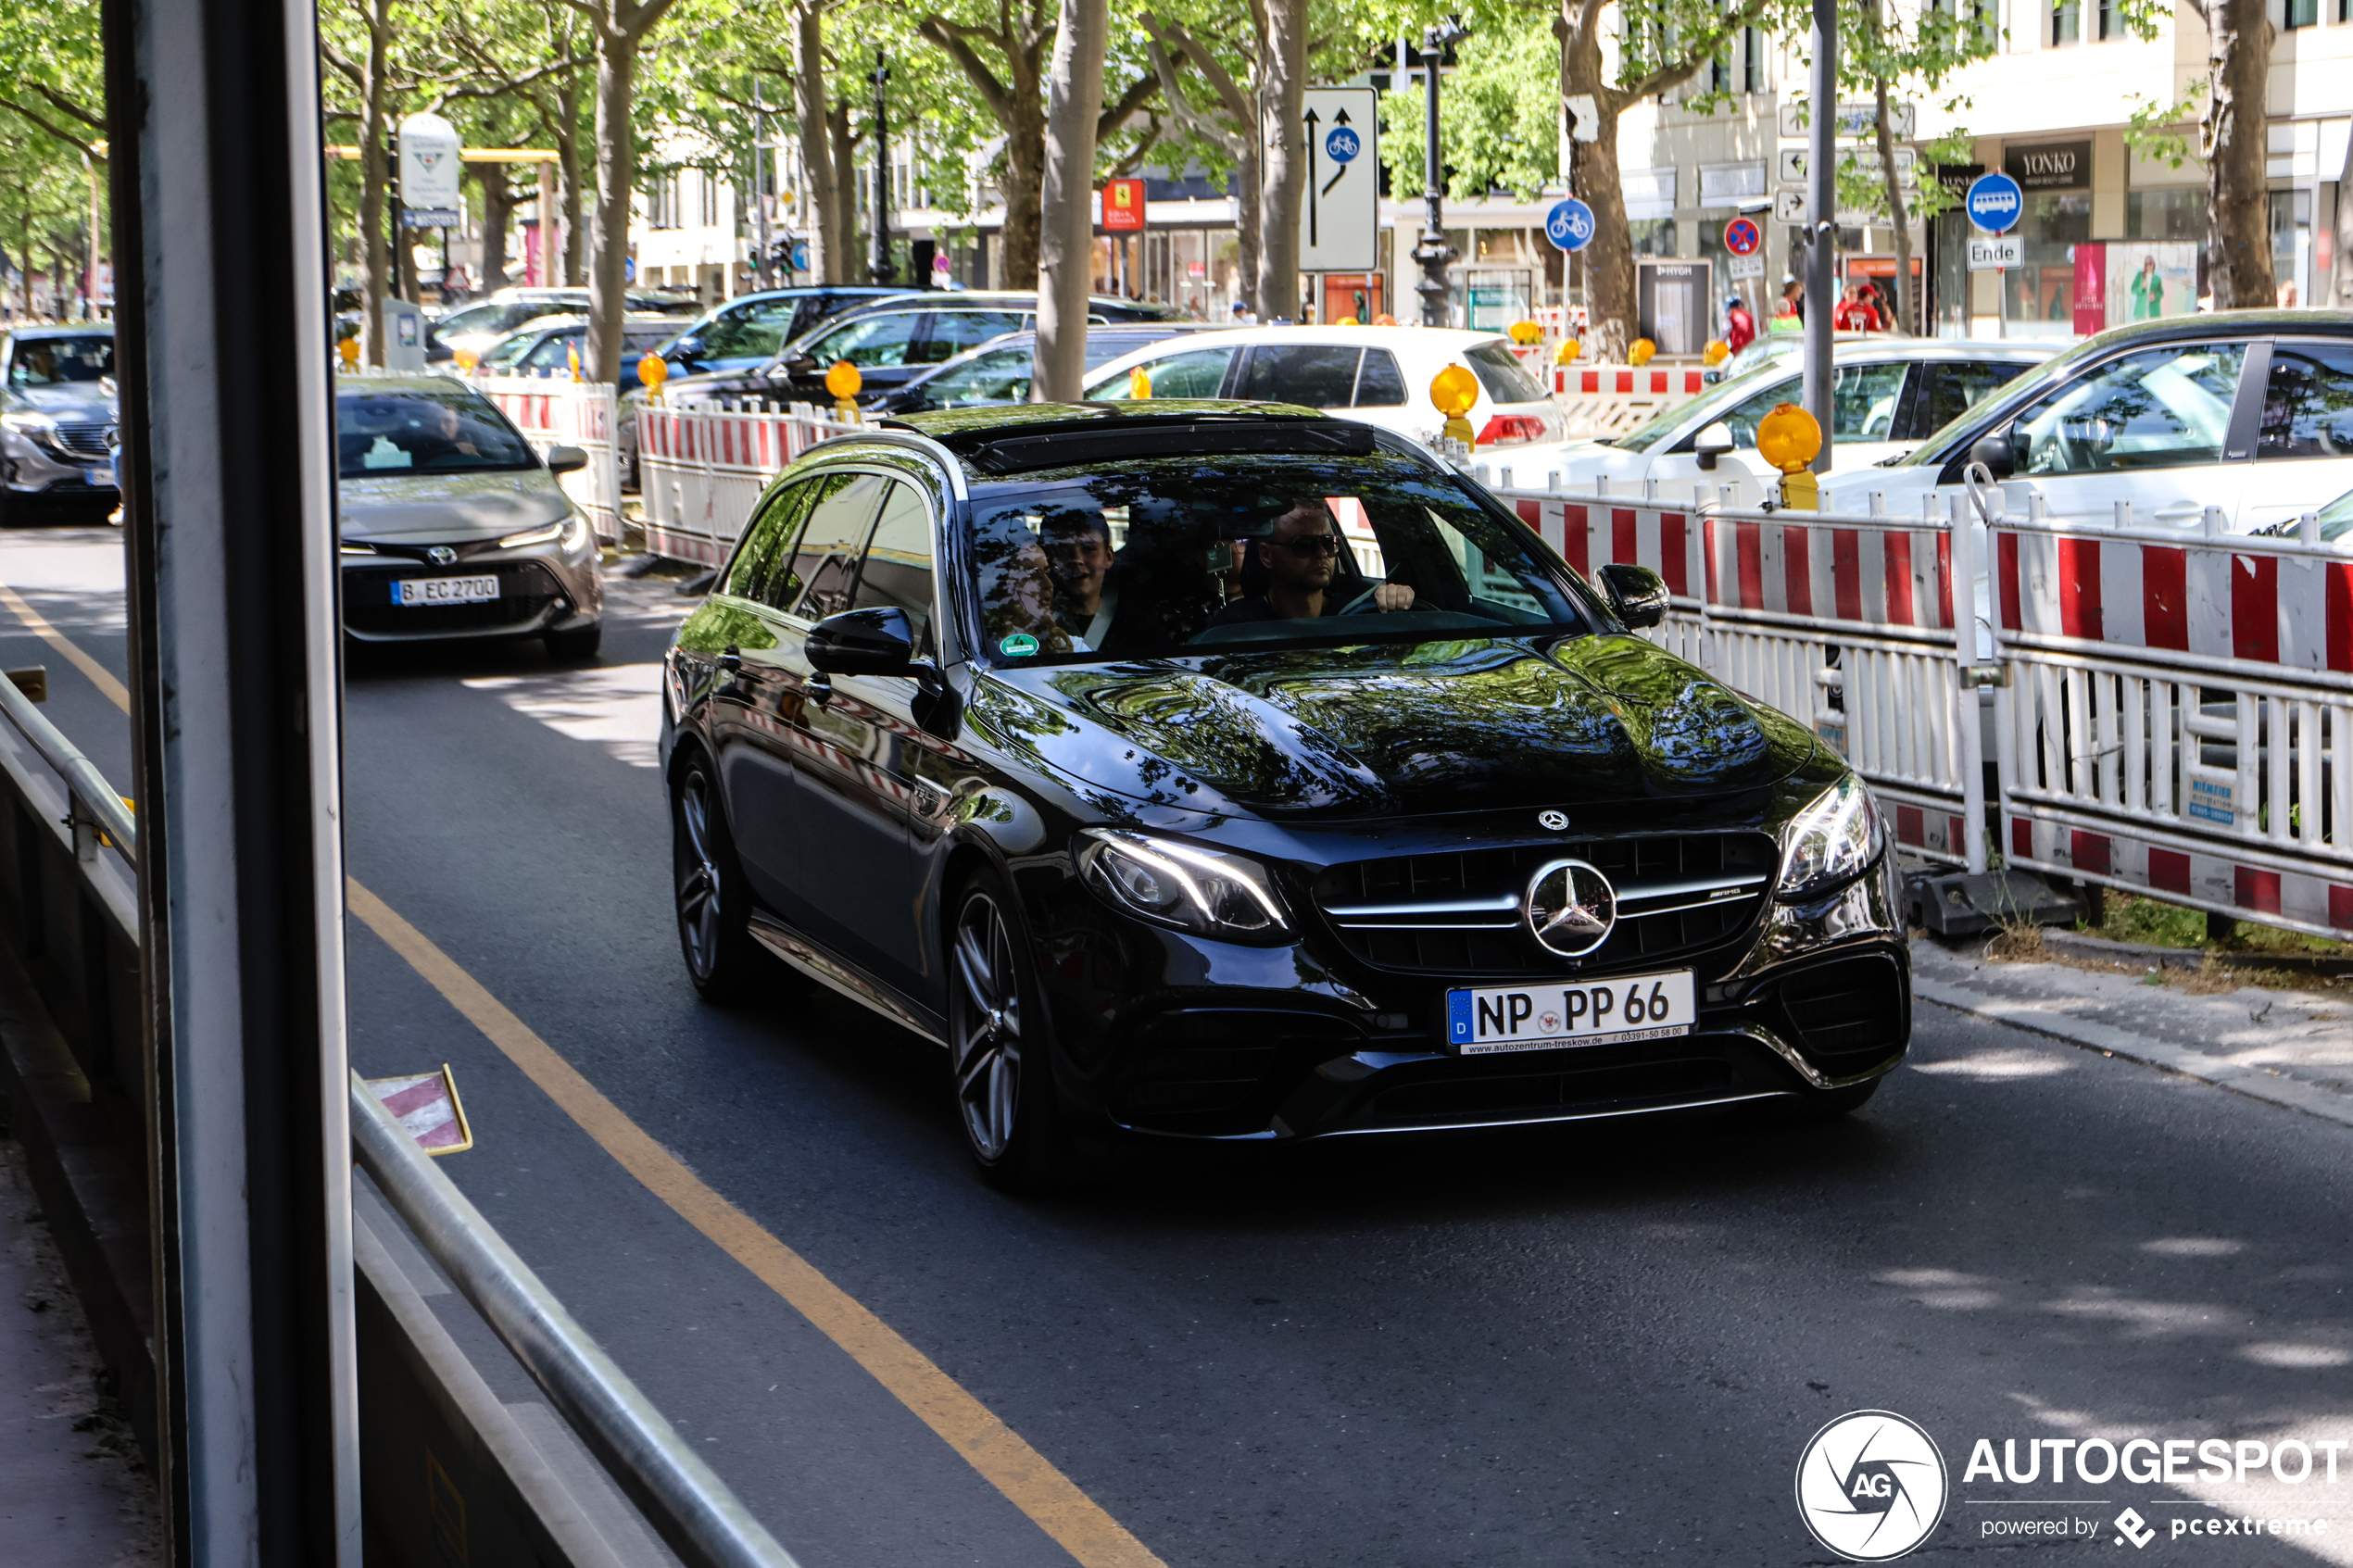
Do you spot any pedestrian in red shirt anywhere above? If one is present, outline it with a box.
[1832,283,1881,332]
[1724,294,1756,355]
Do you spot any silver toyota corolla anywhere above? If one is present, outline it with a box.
[336,376,604,659]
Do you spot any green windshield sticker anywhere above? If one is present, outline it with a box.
[998,632,1040,658]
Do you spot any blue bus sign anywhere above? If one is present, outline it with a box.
[1545,197,1596,253]
[1964,172,2023,235]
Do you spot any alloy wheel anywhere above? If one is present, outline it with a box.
[951,891,1023,1161]
[675,769,724,982]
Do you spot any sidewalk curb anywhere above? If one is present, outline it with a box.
[1913,976,2353,1132]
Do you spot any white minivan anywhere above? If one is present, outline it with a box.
[1819,311,2353,532]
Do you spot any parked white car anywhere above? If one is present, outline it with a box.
[1509,339,2061,502]
[1819,312,2353,532]
[1079,325,1566,450]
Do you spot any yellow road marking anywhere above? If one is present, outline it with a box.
[346,882,1166,1568]
[0,581,132,711]
[0,571,1161,1567]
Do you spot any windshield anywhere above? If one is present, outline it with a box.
[9,335,114,386]
[1894,334,2119,467]
[963,451,1595,664]
[1465,341,1549,405]
[1608,359,1787,453]
[336,387,539,477]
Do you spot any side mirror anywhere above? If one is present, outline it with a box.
[807,606,916,676]
[1597,562,1670,630]
[1969,431,2016,479]
[545,445,590,475]
[782,355,818,374]
[1692,420,1735,471]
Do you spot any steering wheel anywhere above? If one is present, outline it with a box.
[1335,583,1387,615]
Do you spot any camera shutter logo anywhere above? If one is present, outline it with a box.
[1794,1410,1948,1561]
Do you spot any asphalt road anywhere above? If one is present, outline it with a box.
[8,521,2353,1566]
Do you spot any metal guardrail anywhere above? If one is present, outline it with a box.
[0,671,137,858]
[348,1073,800,1568]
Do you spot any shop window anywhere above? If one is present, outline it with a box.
[2127,189,2206,243]
[1629,219,1678,258]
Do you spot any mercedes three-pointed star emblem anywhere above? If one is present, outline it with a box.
[1525,858,1617,957]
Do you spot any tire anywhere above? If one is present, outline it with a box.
[945,869,1073,1191]
[671,755,761,1002]
[545,622,602,661]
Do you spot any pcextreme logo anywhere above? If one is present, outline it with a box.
[1795,1410,1951,1562]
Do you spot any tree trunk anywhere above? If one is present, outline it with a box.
[1235,138,1261,315]
[357,0,393,365]
[585,25,640,381]
[396,224,421,302]
[1872,74,1913,332]
[2200,0,2274,308]
[1255,0,1306,320]
[476,167,513,292]
[995,108,1049,285]
[793,1,848,284]
[824,99,863,285]
[1561,20,1632,359]
[1036,0,1106,399]
[559,75,586,285]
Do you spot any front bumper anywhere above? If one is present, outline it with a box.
[1,433,115,497]
[338,542,603,643]
[1037,851,1909,1142]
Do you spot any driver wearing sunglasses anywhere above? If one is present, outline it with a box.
[1207,498,1416,626]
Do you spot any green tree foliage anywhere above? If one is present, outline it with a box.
[1378,21,1565,204]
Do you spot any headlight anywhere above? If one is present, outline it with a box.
[1777,775,1885,898]
[562,511,593,553]
[497,518,565,549]
[2,411,56,446]
[1074,828,1291,942]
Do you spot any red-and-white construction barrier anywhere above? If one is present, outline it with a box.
[635,399,861,566]
[1546,364,1711,436]
[473,374,623,545]
[1989,508,2353,940]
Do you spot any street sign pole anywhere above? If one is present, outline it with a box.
[1804,0,1837,474]
[1412,23,1465,328]
[1964,171,2024,344]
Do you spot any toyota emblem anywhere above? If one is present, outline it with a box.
[1537,809,1569,832]
[1525,859,1617,957]
[427,545,459,566]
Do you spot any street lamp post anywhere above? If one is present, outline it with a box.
[869,50,893,286]
[1412,21,1467,328]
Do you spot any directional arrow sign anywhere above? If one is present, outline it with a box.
[1299,86,1378,271]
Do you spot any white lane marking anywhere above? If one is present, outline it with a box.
[462,661,661,769]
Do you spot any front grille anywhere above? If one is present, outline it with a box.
[51,421,110,458]
[1775,954,1906,1074]
[1365,1057,1739,1125]
[1311,834,1776,980]
[341,560,564,635]
[1109,1010,1355,1135]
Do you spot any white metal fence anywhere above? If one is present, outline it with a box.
[635,399,862,566]
[484,380,2353,941]
[474,374,624,546]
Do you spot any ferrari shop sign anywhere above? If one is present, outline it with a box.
[1102,178,1146,233]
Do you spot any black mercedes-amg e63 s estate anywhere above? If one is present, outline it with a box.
[661,401,1908,1186]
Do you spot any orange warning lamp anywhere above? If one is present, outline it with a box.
[1508,319,1543,345]
[1757,402,1824,508]
[337,336,359,370]
[825,358,862,418]
[567,343,584,383]
[1554,339,1581,365]
[1429,363,1480,448]
[1127,366,1152,399]
[1703,339,1730,367]
[453,346,479,373]
[1629,338,1656,368]
[639,352,668,394]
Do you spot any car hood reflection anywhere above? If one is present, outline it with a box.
[339,468,572,541]
[972,634,1812,820]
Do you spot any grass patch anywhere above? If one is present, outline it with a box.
[2078,890,2353,958]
